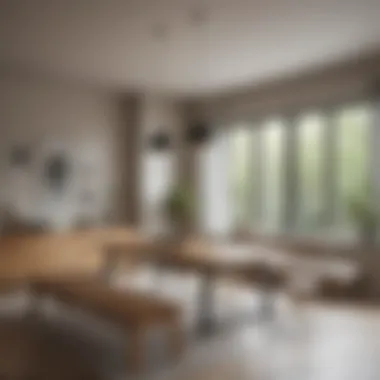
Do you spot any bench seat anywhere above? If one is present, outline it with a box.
[32,280,184,373]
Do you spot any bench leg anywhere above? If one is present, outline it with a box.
[24,282,41,320]
[169,319,185,359]
[197,272,216,334]
[129,328,145,373]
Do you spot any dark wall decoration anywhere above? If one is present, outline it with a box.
[149,129,172,151]
[186,122,212,144]
[9,145,32,167]
[44,153,70,193]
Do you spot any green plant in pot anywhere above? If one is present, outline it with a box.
[164,184,194,238]
[349,191,378,247]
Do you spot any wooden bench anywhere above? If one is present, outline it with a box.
[31,280,184,373]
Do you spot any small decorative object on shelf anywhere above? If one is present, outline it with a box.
[149,129,171,151]
[44,153,70,193]
[185,121,212,145]
[9,145,31,167]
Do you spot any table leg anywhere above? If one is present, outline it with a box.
[100,251,120,283]
[24,282,41,320]
[129,327,145,373]
[152,263,165,292]
[257,287,276,322]
[197,272,216,335]
[169,318,185,359]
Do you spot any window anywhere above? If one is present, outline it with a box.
[229,126,252,227]
[335,105,371,235]
[198,103,374,243]
[198,128,232,236]
[261,119,285,233]
[296,113,325,232]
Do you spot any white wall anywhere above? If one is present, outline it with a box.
[0,77,120,230]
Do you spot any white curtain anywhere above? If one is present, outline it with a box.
[198,129,233,237]
[141,151,174,235]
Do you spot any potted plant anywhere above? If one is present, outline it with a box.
[164,184,194,238]
[349,193,378,247]
[348,189,380,298]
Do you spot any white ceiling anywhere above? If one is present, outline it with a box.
[1,0,380,96]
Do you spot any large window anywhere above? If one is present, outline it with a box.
[199,102,374,242]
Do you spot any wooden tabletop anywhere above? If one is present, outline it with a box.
[0,227,143,281]
[105,232,359,286]
[0,227,358,286]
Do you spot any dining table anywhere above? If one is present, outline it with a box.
[0,227,359,333]
[101,230,359,332]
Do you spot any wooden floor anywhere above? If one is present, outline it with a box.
[1,270,380,380]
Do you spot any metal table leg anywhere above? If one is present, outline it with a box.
[100,251,120,283]
[257,286,276,322]
[197,272,216,335]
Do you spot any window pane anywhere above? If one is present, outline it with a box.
[335,105,371,233]
[261,119,285,233]
[297,113,324,232]
[251,129,262,226]
[198,128,233,236]
[229,126,252,227]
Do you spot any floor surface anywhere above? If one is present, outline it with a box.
[0,267,379,380]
